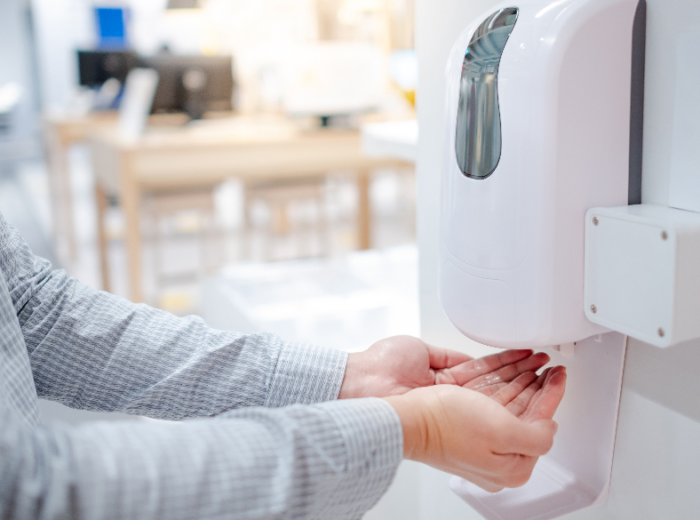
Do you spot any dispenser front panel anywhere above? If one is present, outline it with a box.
[455,8,518,179]
[443,4,528,272]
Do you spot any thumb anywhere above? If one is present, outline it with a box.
[426,344,473,369]
[499,417,557,457]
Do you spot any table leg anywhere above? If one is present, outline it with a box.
[45,131,77,262]
[95,183,111,293]
[61,143,78,261]
[121,156,144,303]
[357,169,372,250]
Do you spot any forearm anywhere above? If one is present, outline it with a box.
[1,399,402,520]
[21,274,347,417]
[0,213,346,417]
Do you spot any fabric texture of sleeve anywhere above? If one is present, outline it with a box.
[0,396,404,520]
[0,213,348,419]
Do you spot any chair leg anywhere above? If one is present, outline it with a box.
[95,184,111,293]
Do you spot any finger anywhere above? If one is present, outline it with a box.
[491,372,538,406]
[490,452,539,488]
[426,344,473,370]
[497,417,557,457]
[505,367,552,417]
[460,453,537,489]
[453,466,509,493]
[475,382,508,397]
[442,349,535,386]
[463,352,550,391]
[476,482,505,493]
[460,473,505,493]
[520,366,559,420]
[522,367,567,424]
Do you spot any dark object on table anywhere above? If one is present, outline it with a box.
[142,55,235,118]
[77,50,139,88]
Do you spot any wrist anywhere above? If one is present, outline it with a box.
[382,393,427,460]
[338,352,366,399]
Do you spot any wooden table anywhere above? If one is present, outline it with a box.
[43,111,192,262]
[90,115,397,303]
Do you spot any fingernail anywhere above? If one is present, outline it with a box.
[552,422,559,435]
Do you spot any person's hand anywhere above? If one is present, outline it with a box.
[338,335,550,399]
[383,366,566,492]
[489,365,567,420]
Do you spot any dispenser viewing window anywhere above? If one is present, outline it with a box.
[455,8,518,179]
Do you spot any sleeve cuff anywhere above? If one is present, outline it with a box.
[311,397,404,517]
[214,396,403,519]
[266,341,348,407]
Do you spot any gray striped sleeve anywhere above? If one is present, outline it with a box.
[1,396,403,520]
[0,210,408,519]
[0,212,348,418]
[266,340,347,408]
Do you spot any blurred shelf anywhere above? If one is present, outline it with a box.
[361,119,418,164]
[201,244,419,352]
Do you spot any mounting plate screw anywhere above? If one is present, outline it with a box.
[661,231,668,240]
[591,304,597,314]
[593,217,599,226]
[658,328,665,338]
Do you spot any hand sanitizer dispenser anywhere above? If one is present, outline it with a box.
[439,0,646,518]
[439,0,643,349]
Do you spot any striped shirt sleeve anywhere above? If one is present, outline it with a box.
[0,212,348,418]
[1,396,403,520]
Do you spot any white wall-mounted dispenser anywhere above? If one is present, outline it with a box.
[439,0,644,349]
[438,0,647,518]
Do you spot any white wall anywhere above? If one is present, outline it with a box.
[0,0,40,149]
[408,0,700,519]
[30,0,94,110]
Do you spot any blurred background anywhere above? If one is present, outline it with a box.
[6,2,698,520]
[0,0,419,445]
